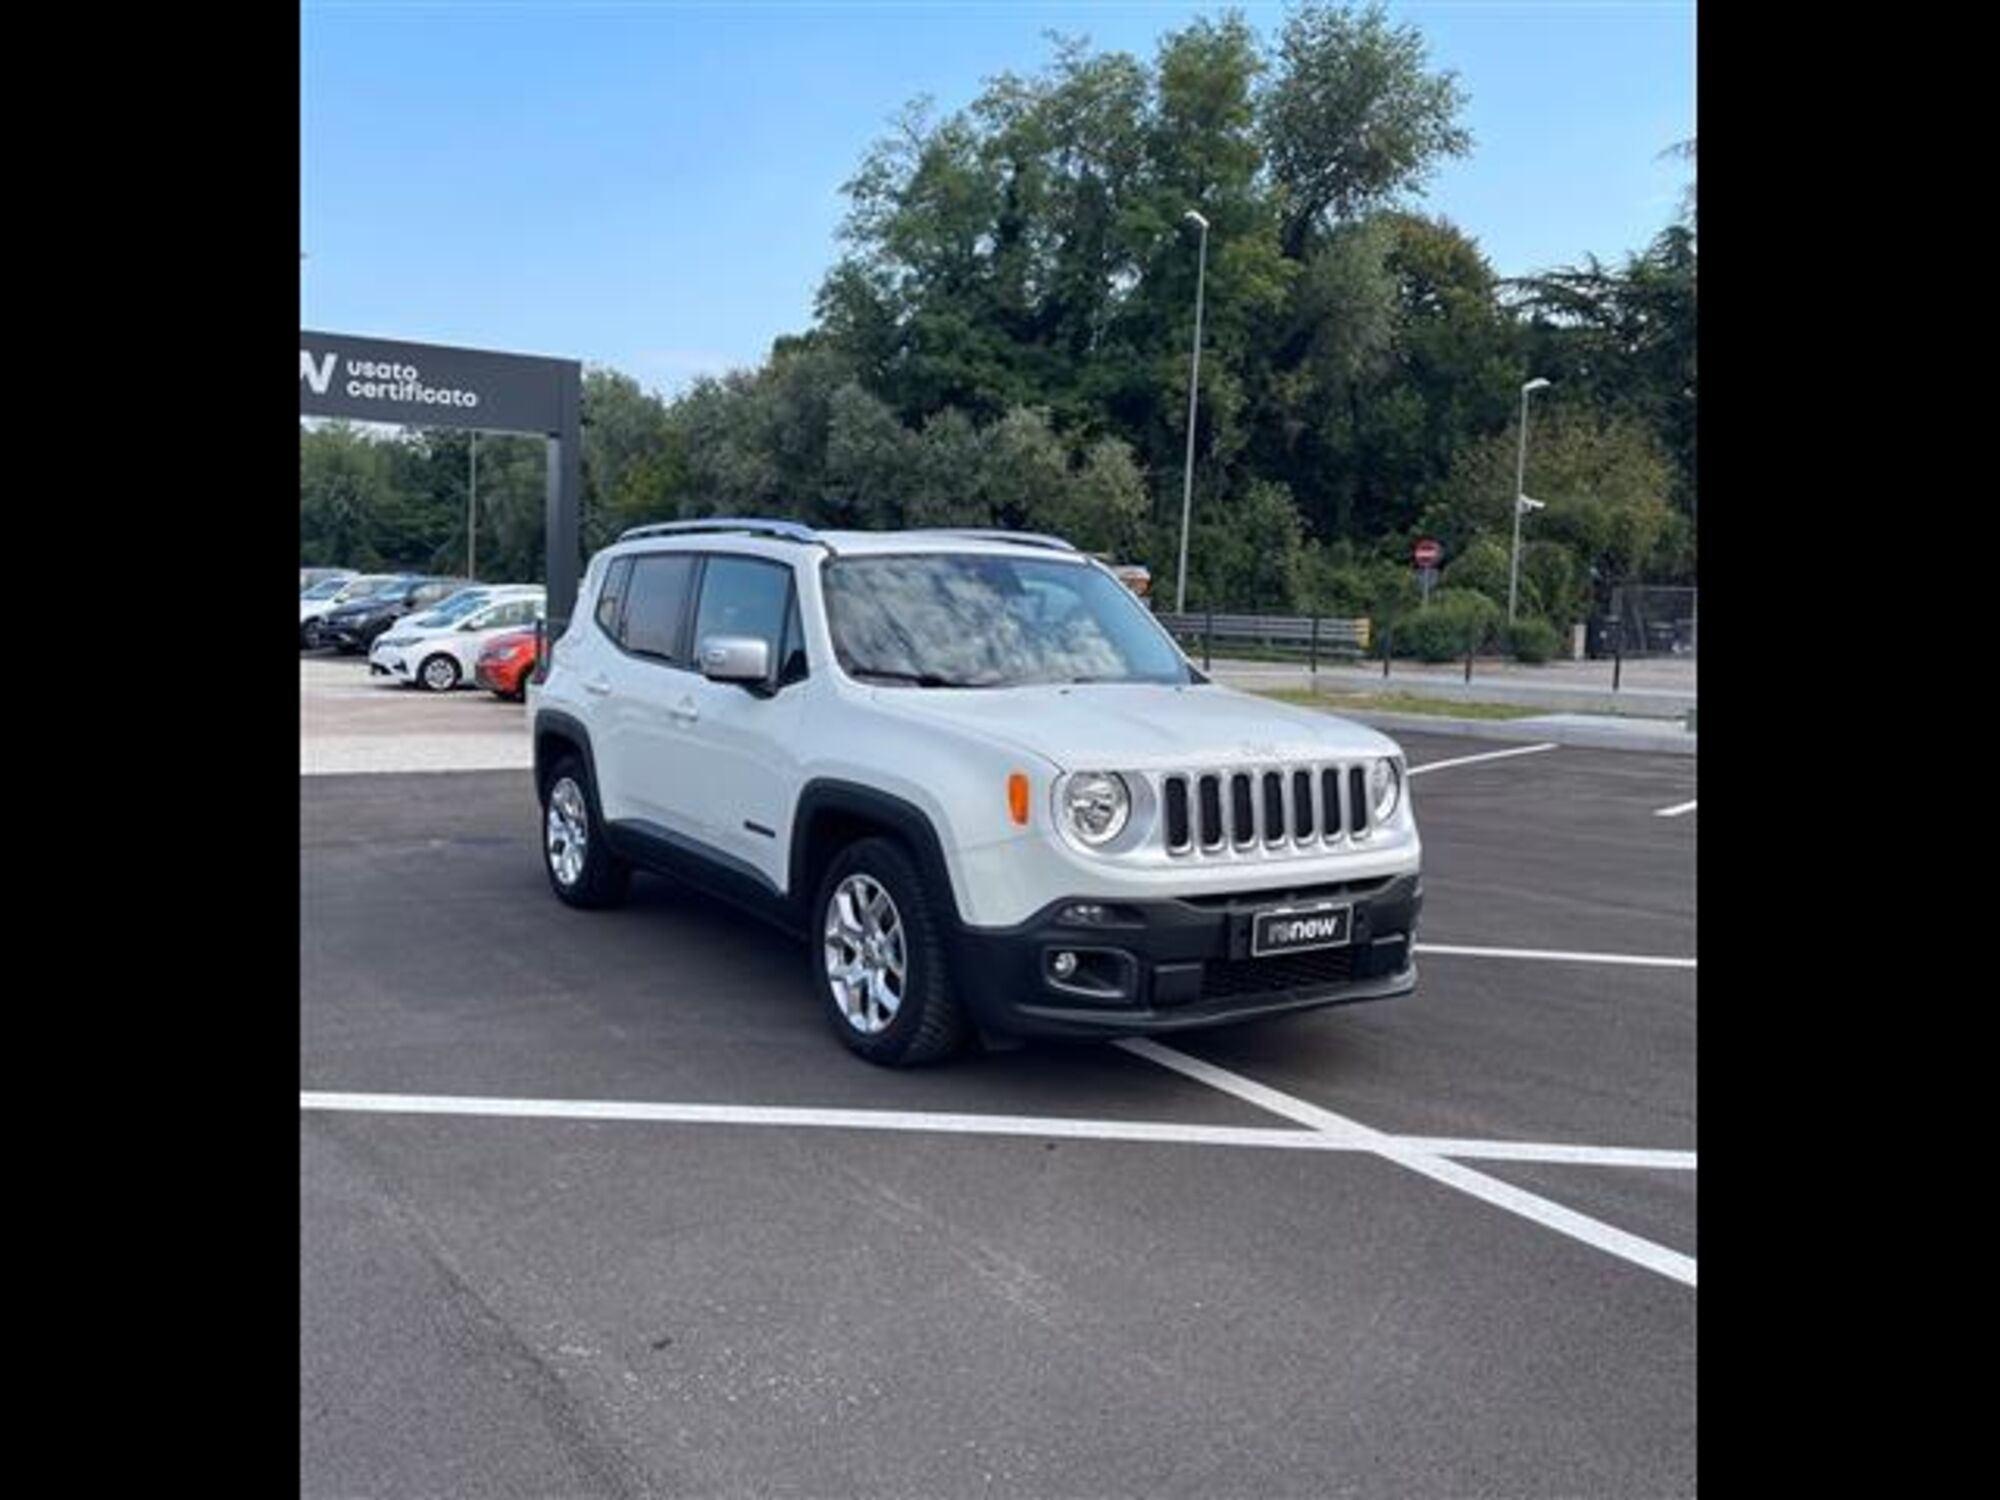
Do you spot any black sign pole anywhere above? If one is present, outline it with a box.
[545,362,583,639]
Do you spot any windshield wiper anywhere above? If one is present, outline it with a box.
[850,668,995,689]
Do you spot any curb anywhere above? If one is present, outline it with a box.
[1334,708,1697,757]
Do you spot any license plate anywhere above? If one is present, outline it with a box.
[1251,900,1352,957]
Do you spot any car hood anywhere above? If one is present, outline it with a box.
[866,681,1402,772]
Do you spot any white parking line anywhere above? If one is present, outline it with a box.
[299,1092,1696,1173]
[1417,943,1695,970]
[1406,742,1557,776]
[1394,1137,1696,1170]
[1115,1039,1697,1289]
[1654,799,1697,818]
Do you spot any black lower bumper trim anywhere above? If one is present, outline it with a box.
[950,872,1422,1039]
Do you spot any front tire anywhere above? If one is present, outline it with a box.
[540,755,630,909]
[418,653,462,692]
[812,837,967,1066]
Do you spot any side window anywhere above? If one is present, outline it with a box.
[622,554,698,663]
[594,557,633,639]
[779,593,808,685]
[692,557,791,664]
[502,599,540,628]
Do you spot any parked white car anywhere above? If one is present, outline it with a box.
[531,520,1421,1066]
[370,589,546,691]
[301,573,398,647]
[402,583,544,632]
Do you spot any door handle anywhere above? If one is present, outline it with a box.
[582,674,611,695]
[671,695,700,723]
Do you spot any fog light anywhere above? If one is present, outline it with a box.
[1050,951,1078,978]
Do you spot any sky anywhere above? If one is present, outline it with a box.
[301,1,1694,397]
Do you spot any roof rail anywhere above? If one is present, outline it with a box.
[617,517,833,552]
[910,528,1078,554]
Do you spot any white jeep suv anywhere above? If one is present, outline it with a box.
[532,520,1422,1066]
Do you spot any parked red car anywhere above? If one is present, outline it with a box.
[473,627,538,701]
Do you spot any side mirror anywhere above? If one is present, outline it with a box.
[697,634,771,687]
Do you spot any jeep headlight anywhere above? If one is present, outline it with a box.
[1368,758,1403,824]
[1063,772,1130,845]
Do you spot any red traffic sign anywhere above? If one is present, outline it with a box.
[1413,538,1443,569]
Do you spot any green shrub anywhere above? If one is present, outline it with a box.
[1503,616,1561,663]
[1442,536,1513,602]
[1387,588,1501,662]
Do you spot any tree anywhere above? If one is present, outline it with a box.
[299,8,1693,616]
[1510,206,1695,517]
[1419,407,1677,595]
[1259,2,1472,256]
[582,367,683,548]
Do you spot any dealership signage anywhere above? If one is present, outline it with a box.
[298,329,575,435]
[299,328,585,628]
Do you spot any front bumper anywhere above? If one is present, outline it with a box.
[326,618,391,651]
[369,649,415,682]
[949,871,1421,1039]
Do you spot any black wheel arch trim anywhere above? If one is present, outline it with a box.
[790,780,963,927]
[533,709,602,801]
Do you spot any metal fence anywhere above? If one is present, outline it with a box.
[1592,586,1697,660]
[1154,612,1372,671]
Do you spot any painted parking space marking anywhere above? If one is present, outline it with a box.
[299,1091,1696,1174]
[1393,1136,1695,1169]
[1115,1039,1697,1289]
[1654,799,1697,818]
[1417,942,1695,970]
[1406,742,1557,776]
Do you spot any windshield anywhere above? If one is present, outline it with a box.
[301,577,347,600]
[823,554,1192,688]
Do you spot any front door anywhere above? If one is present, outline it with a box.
[677,554,806,891]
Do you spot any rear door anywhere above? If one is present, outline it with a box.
[591,550,701,832]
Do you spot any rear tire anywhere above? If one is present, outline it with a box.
[540,755,630,909]
[811,836,967,1066]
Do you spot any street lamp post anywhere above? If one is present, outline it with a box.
[1509,376,1552,620]
[1174,209,1209,616]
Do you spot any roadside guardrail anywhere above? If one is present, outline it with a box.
[1154,611,1371,672]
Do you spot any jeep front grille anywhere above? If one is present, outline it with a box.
[1158,762,1373,857]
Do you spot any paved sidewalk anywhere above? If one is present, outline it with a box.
[1343,709,1697,756]
[1210,655,1695,716]
[301,656,531,774]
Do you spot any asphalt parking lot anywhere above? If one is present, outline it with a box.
[301,656,1696,1498]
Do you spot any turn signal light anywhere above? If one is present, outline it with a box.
[1007,772,1030,826]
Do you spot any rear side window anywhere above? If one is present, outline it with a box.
[621,554,698,663]
[594,557,633,637]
